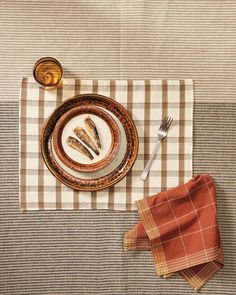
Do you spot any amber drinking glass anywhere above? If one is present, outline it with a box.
[33,57,63,88]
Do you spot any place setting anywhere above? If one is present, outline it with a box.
[41,92,139,192]
[19,57,223,291]
[20,57,194,210]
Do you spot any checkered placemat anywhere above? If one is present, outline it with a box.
[19,77,194,211]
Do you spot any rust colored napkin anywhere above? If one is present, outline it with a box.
[124,174,224,290]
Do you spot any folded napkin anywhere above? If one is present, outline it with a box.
[124,174,224,290]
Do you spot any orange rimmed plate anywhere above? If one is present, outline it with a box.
[52,105,121,172]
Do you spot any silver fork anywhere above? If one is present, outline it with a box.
[140,115,173,181]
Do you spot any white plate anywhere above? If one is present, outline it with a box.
[62,112,112,164]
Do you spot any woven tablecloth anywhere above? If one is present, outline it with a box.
[20,78,193,210]
[1,1,236,294]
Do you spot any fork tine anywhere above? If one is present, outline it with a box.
[160,115,169,129]
[162,116,173,133]
[163,115,170,127]
[166,117,173,131]
[162,115,169,124]
[159,115,173,135]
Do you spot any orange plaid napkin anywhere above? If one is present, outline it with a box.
[124,174,224,290]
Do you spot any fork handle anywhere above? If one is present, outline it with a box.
[140,141,160,181]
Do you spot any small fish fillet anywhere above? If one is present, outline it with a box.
[84,116,101,149]
[74,127,99,155]
[66,136,94,160]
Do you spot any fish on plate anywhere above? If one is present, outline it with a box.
[66,136,94,160]
[84,116,101,149]
[73,127,99,156]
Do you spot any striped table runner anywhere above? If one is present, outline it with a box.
[19,77,194,211]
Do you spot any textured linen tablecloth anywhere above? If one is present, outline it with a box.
[1,1,236,295]
[20,77,193,211]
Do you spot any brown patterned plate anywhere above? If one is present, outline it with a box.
[52,105,121,172]
[41,93,139,191]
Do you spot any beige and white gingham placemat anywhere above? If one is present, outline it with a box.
[19,77,194,211]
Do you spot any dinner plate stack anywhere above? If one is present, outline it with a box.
[41,94,139,191]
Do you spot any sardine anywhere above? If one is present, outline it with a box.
[73,127,99,156]
[66,136,94,160]
[84,116,101,149]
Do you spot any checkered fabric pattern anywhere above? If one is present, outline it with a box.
[124,174,224,290]
[19,77,193,211]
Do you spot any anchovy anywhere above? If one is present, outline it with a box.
[66,136,94,160]
[84,116,101,149]
[73,127,99,155]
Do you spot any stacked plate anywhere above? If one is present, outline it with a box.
[41,94,139,191]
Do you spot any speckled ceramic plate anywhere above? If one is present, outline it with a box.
[52,105,121,172]
[41,94,139,191]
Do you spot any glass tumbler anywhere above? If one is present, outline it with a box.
[33,57,63,88]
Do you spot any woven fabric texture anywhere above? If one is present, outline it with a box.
[124,174,224,291]
[0,0,236,294]
[19,78,193,211]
